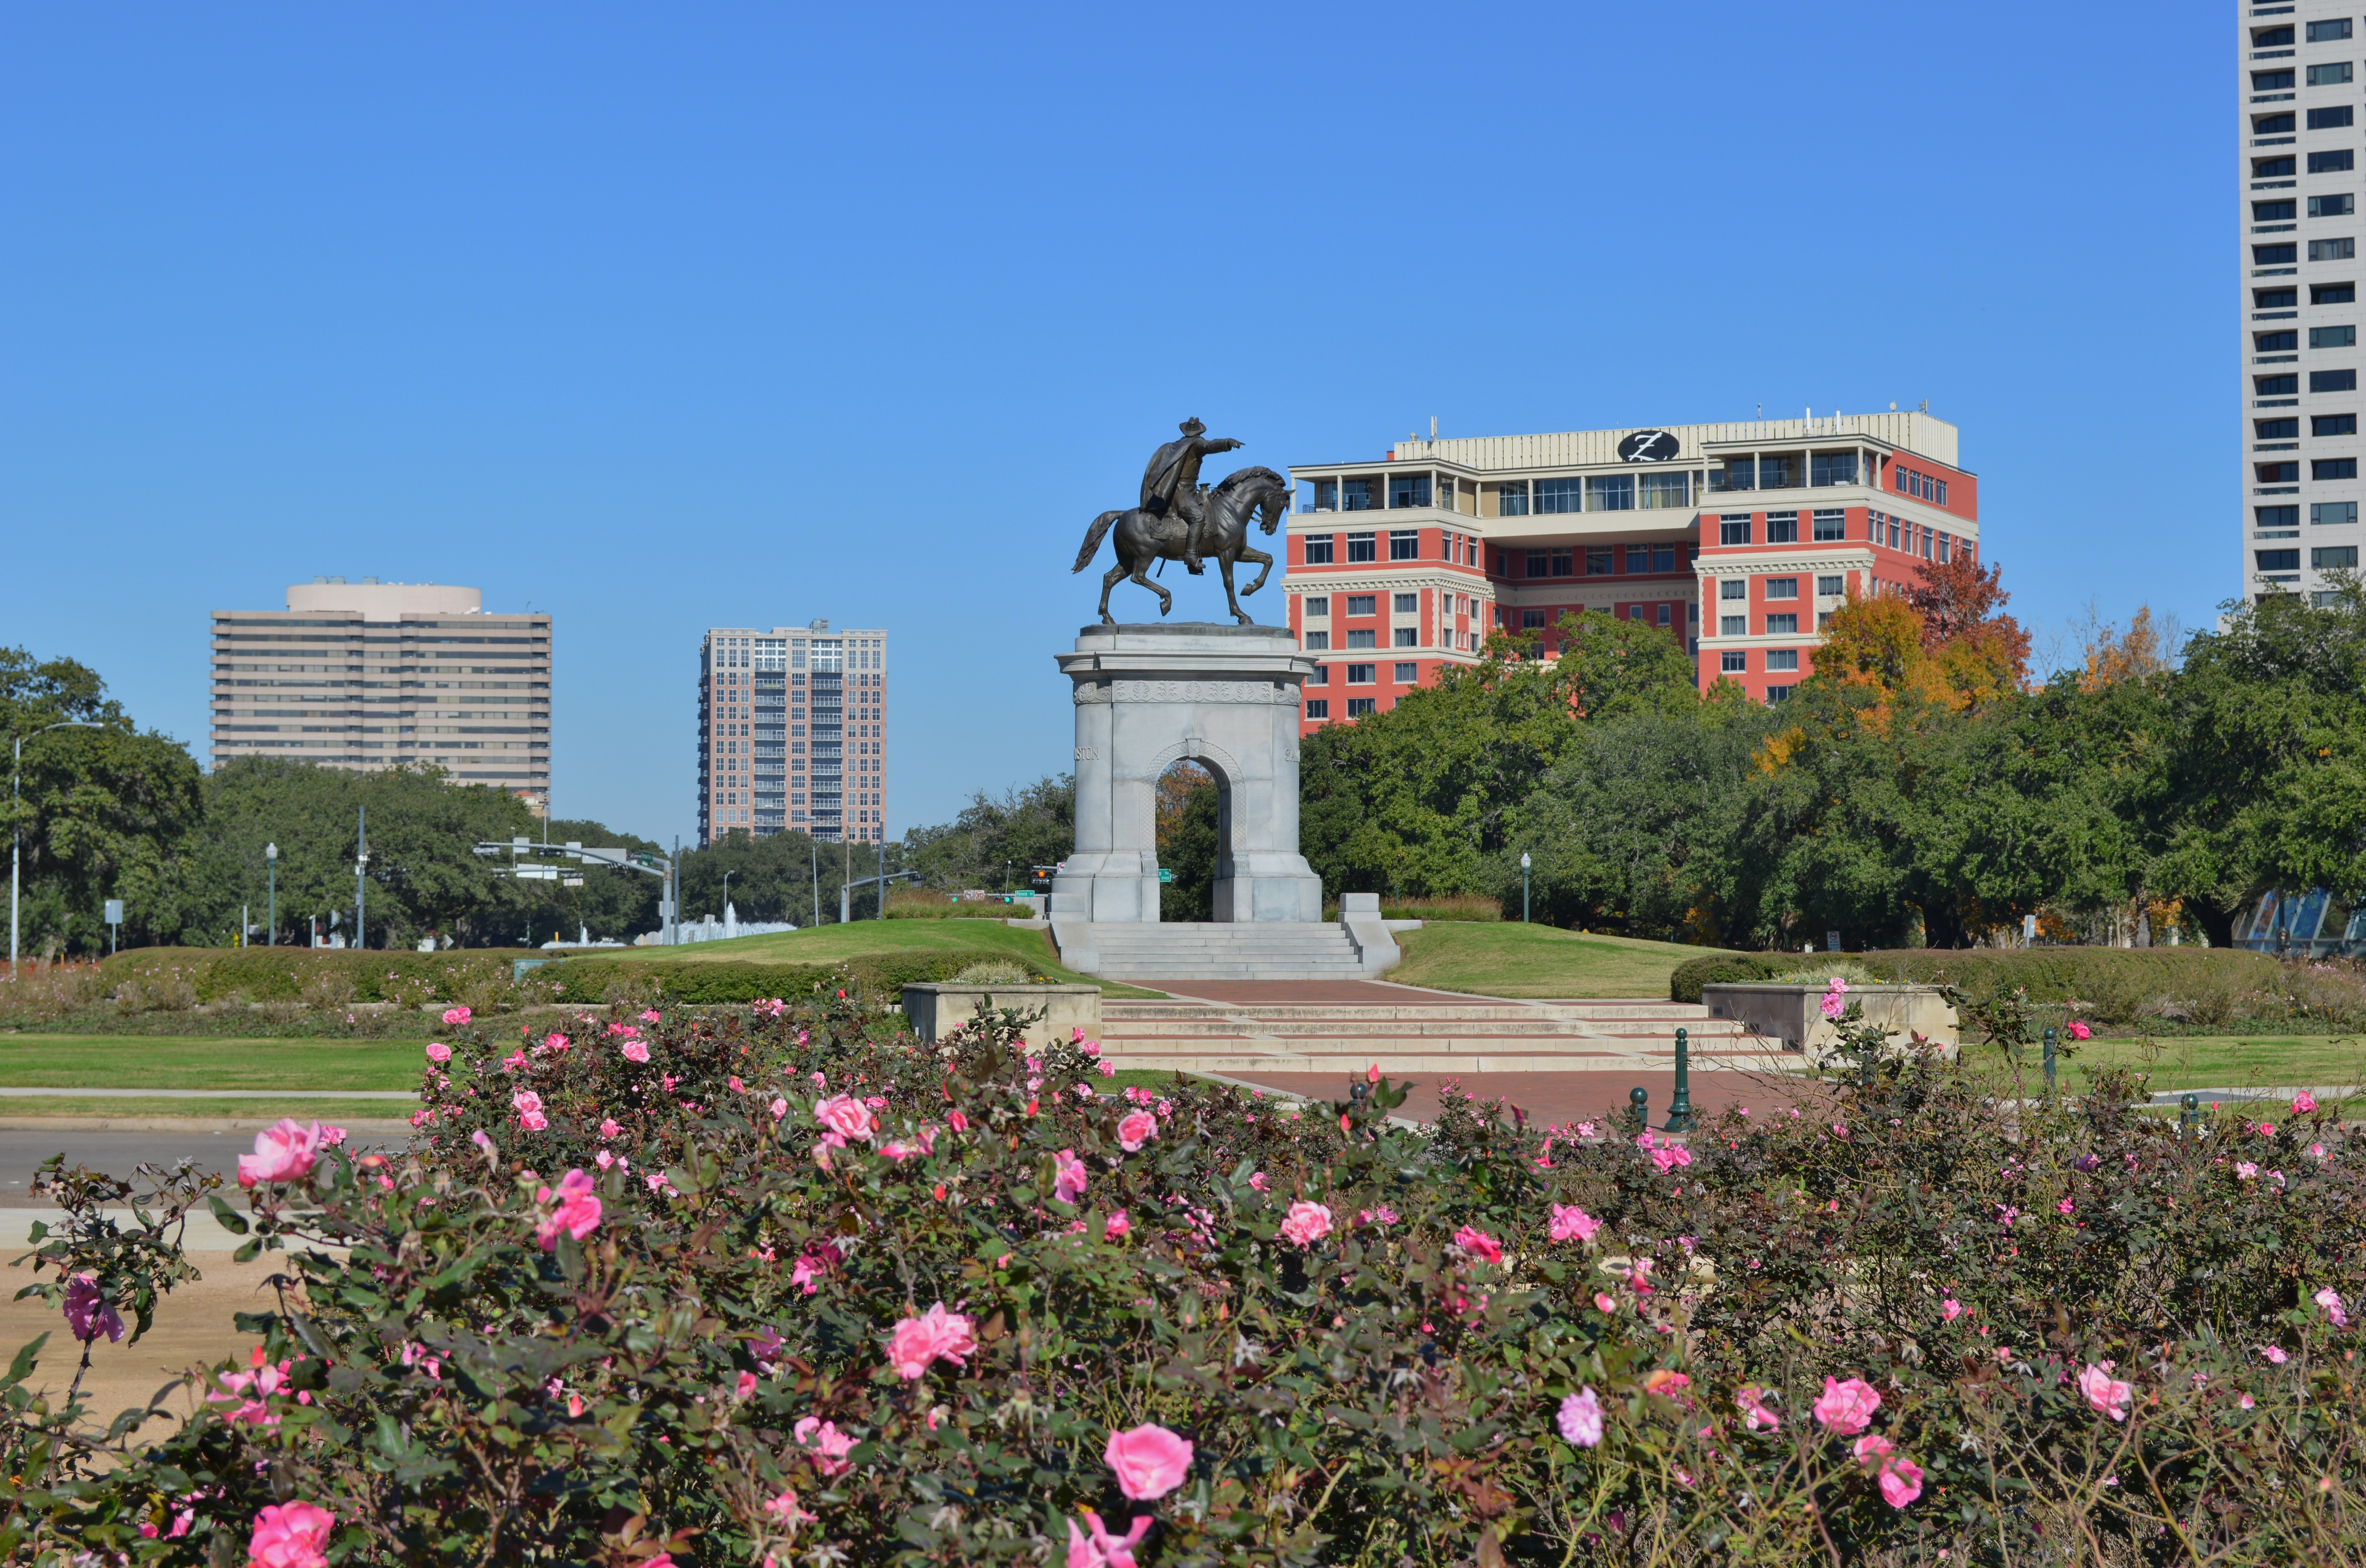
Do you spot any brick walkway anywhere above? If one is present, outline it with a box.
[1157,980,1510,1007]
[1212,1064,1830,1128]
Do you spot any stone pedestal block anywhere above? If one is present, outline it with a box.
[1050,624,1323,928]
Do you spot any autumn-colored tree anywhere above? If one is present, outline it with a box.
[1901,552,2032,684]
[2079,604,2179,690]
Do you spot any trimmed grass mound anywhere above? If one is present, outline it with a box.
[588,920,1164,998]
[1387,922,1741,998]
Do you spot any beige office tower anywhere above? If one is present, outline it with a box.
[209,579,552,807]
[700,620,887,846]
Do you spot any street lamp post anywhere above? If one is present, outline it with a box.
[1520,852,1531,924]
[11,721,103,980]
[355,806,368,952]
[265,842,277,947]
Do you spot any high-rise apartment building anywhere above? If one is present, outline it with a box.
[209,579,551,803]
[1284,413,1970,717]
[700,620,888,846]
[2245,8,2364,599]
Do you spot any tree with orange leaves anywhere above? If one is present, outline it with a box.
[1901,553,2032,685]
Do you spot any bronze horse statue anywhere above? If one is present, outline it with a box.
[1071,465,1289,625]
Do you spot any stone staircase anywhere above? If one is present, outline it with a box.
[1098,993,1800,1077]
[1067,922,1377,982]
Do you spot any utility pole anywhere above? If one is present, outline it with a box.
[877,839,886,920]
[355,806,368,951]
[810,841,819,928]
[265,842,277,947]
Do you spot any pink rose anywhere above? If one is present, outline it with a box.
[771,1097,789,1120]
[2236,1162,2259,1182]
[1453,1224,1502,1264]
[2260,1344,2290,1365]
[1117,1111,1158,1152]
[793,1415,855,1476]
[440,1006,471,1027]
[1812,1376,1881,1435]
[1549,1204,1601,1243]
[245,1501,335,1568]
[237,1118,323,1189]
[2315,1287,2350,1329]
[534,1169,602,1250]
[1247,1171,1269,1193]
[1736,1385,1780,1431]
[1053,1148,1088,1204]
[621,1040,651,1063]
[2294,1089,2319,1114]
[886,1302,977,1380]
[1941,1298,1964,1322]
[948,1109,969,1133]
[62,1273,123,1344]
[1556,1387,1604,1447]
[598,1117,621,1139]
[1105,1210,1131,1240]
[2077,1363,2133,1422]
[815,1094,876,1141]
[1277,1201,1333,1247]
[425,1042,452,1063]
[1067,1510,1153,1568]
[1104,1422,1193,1500]
[1878,1454,1925,1508]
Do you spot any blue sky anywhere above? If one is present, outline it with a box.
[2,2,2228,842]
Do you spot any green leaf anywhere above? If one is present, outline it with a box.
[205,1195,251,1235]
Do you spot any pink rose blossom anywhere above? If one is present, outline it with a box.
[237,1119,324,1189]
[641,1008,661,1023]
[1277,1201,1333,1247]
[1454,1224,1503,1263]
[62,1273,123,1344]
[1556,1386,1604,1447]
[1104,1422,1194,1499]
[1820,978,1849,1020]
[948,1109,969,1133]
[2078,1363,2133,1421]
[621,1040,650,1063]
[1053,1148,1088,1204]
[2315,1287,2351,1329]
[440,1006,471,1027]
[1550,1203,1601,1243]
[1735,1385,1780,1431]
[2057,1198,2075,1216]
[535,1169,602,1249]
[1996,1204,2019,1227]
[1117,1111,1158,1152]
[1104,1209,1131,1240]
[425,1042,452,1063]
[1853,1435,1925,1507]
[814,1094,876,1141]
[1941,1298,1964,1322]
[885,1303,977,1379]
[2260,1344,2289,1365]
[1358,1204,1399,1226]
[2293,1090,2319,1114]
[245,1501,335,1568]
[541,1032,569,1054]
[1594,1293,1617,1313]
[793,1415,856,1476]
[2236,1162,2259,1182]
[1812,1376,1882,1435]
[770,1097,789,1120]
[1067,1510,1152,1568]
[2066,1021,2091,1041]
[1247,1171,1269,1192]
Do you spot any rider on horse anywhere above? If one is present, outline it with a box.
[1139,417,1244,576]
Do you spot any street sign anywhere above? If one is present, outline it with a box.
[1157,868,1174,883]
[104,900,123,924]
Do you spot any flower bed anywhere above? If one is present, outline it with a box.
[1,993,2360,1564]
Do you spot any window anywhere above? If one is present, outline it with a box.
[2313,194,2357,218]
[2260,330,2301,350]
[1757,453,1801,489]
[2317,459,2359,479]
[1392,592,1416,613]
[2260,286,2300,306]
[2316,546,2360,568]
[1720,579,1746,601]
[1765,613,1799,635]
[2316,325,2359,347]
[2259,157,2300,179]
[1653,545,1676,571]
[1393,662,1418,683]
[2310,239,2356,261]
[2259,549,2303,570]
[1765,685,1795,703]
[2314,370,2360,392]
[1304,631,1329,650]
[1639,470,1689,508]
[1393,627,1417,647]
[1387,474,1431,508]
[2321,416,2361,437]
[1310,664,1331,685]
[1521,610,1547,629]
[1586,474,1635,510]
[1345,594,1375,615]
[2262,461,2302,483]
[1622,545,1650,573]
[2313,152,2357,177]
[1304,700,1329,719]
[1765,511,1800,544]
[1310,479,1337,511]
[1346,663,1376,685]
[1584,548,1610,575]
[1812,508,1845,541]
[2316,282,2357,303]
[1345,629,1377,649]
[2261,417,2303,437]
[2310,106,2356,130]
[1656,604,1671,626]
[1495,480,1530,516]
[1340,479,1377,511]
[1302,534,1335,564]
[2256,25,2296,46]
[2317,501,2359,524]
[2310,18,2354,41]
[1719,514,1752,545]
[1767,649,1800,673]
[2258,69,2298,91]
[1536,478,1582,513]
[1346,698,1377,717]
[1304,596,1329,616]
[2261,373,2303,394]
[2258,243,2300,264]
[2257,112,2298,134]
[2311,63,2355,86]
[1709,456,1755,491]
[2261,504,2302,527]
[1764,577,1799,600]
[1817,575,1845,597]
[1389,529,1419,560]
[1720,650,1747,674]
[1346,531,1377,562]
[1720,615,1745,636]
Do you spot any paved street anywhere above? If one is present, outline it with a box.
[0,1129,407,1197]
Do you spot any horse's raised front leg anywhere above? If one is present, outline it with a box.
[1219,553,1252,625]
[1236,545,1274,597]
[1099,560,1129,626]
[1130,560,1172,618]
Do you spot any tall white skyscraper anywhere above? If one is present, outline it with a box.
[2246,8,2363,600]
[700,620,888,846]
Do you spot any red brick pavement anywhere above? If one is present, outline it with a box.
[1213,1065,1832,1128]
[1153,980,1510,1007]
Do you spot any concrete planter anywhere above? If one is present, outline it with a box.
[900,983,1103,1049]
[1700,983,1957,1057]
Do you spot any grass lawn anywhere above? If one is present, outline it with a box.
[1954,1034,2366,1096]
[1387,923,1739,999]
[0,1036,430,1092]
[593,921,1167,997]
[0,1096,413,1122]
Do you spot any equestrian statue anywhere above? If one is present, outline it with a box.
[1071,418,1290,625]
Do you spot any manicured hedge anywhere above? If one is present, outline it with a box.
[1670,945,2285,1005]
[101,947,515,1003]
[543,949,1028,1005]
[1667,952,1791,1002]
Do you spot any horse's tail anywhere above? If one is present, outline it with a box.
[1073,510,1124,573]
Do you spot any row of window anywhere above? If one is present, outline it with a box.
[2257,459,2360,481]
[2257,547,2360,569]
[2251,106,2356,135]
[1301,529,1420,564]
[2252,196,2356,224]
[2256,503,2360,525]
[1303,700,1377,719]
[1302,593,1417,617]
[2251,63,2355,92]
[1718,648,1804,674]
[1705,452,1859,492]
[1307,662,1423,687]
[1717,574,1847,602]
[2256,370,2360,395]
[1495,542,1690,578]
[2253,239,2357,266]
[2254,416,2359,437]
[2251,19,2355,47]
[1893,467,1951,505]
[1306,476,1462,512]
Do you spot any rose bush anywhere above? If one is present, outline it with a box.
[0,988,2359,1564]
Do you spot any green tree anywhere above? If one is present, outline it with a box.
[899,775,1075,892]
[678,827,851,927]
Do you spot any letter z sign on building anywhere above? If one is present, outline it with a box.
[1618,429,1681,463]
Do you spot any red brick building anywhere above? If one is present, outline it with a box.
[1283,412,1976,721]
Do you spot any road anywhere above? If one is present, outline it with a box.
[0,1129,407,1197]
